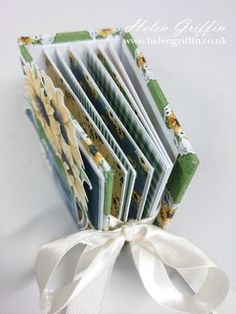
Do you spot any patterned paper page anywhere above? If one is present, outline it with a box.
[85,49,172,218]
[43,49,136,222]
[67,48,154,219]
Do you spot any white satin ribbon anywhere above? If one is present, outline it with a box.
[36,219,232,314]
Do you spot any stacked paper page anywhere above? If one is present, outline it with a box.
[19,28,199,230]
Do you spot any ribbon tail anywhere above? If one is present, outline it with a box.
[176,269,236,314]
[65,236,125,314]
[66,263,114,314]
[129,225,230,314]
[36,230,101,294]
[36,230,124,314]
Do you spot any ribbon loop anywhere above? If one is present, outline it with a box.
[36,222,230,314]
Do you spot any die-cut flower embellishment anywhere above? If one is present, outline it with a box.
[41,72,84,168]
[24,63,89,210]
[24,63,57,146]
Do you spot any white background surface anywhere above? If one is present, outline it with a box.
[0,0,235,313]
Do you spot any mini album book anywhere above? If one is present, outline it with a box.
[18,29,236,314]
[18,27,199,231]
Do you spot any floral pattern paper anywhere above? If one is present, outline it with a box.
[44,53,132,221]
[24,63,90,222]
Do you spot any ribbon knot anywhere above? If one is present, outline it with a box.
[36,220,231,314]
[121,220,138,242]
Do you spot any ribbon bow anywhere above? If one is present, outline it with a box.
[36,219,231,314]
